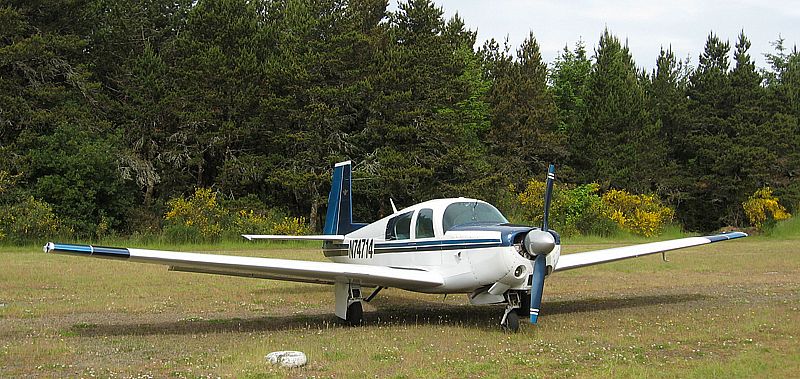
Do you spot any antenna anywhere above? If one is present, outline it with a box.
[389,198,398,213]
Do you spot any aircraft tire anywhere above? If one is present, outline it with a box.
[346,301,363,326]
[503,311,520,333]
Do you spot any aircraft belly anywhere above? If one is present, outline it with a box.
[432,246,515,293]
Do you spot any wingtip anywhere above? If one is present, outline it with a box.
[43,242,55,253]
[705,231,749,242]
[724,231,749,238]
[241,234,254,241]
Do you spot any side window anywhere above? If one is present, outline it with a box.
[385,211,413,240]
[415,208,435,238]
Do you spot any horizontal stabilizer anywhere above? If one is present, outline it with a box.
[555,232,747,271]
[242,234,345,241]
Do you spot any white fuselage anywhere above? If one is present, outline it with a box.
[325,198,561,294]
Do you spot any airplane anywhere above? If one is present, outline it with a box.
[44,161,747,332]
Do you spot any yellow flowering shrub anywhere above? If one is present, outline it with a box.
[517,180,547,217]
[601,189,674,237]
[742,187,791,230]
[0,196,65,242]
[231,209,274,235]
[164,188,314,241]
[164,188,227,241]
[271,216,313,236]
[517,180,617,236]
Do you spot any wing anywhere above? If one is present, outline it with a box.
[242,234,345,241]
[554,232,747,272]
[43,242,442,290]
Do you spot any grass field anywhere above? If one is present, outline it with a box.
[1,236,798,378]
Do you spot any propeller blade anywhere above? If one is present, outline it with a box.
[529,254,547,324]
[542,164,555,231]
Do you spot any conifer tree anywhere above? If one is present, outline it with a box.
[551,41,592,134]
[0,2,135,235]
[647,47,691,207]
[356,0,490,215]
[254,0,384,225]
[572,30,661,194]
[482,33,563,190]
[682,32,736,230]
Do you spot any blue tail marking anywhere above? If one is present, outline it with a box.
[323,161,364,235]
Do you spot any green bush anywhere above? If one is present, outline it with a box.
[0,196,69,243]
[229,209,275,236]
[516,179,675,237]
[517,180,619,236]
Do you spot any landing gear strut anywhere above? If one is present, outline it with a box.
[501,291,523,332]
[335,281,364,326]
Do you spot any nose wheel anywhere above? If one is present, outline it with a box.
[501,311,520,332]
[500,291,523,332]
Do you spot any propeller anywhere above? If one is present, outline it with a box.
[525,164,556,324]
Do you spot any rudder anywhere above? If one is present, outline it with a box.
[323,161,357,235]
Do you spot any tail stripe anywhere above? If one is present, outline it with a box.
[323,161,357,235]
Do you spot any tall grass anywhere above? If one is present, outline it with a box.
[766,216,800,239]
[562,224,688,245]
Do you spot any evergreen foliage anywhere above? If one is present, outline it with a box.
[570,30,662,194]
[1,1,797,238]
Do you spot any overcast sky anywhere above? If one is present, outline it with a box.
[412,0,799,71]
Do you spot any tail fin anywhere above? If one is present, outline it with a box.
[323,161,360,235]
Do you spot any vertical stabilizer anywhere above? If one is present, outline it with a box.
[323,161,355,235]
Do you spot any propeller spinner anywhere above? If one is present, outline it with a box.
[527,164,556,324]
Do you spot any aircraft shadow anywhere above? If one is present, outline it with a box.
[71,292,709,337]
[544,293,709,316]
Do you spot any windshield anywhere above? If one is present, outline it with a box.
[442,201,508,232]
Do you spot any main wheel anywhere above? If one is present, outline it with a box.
[345,301,363,326]
[503,311,520,333]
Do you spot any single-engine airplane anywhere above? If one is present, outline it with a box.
[44,161,747,332]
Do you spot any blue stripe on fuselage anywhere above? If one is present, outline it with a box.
[323,238,505,256]
[377,238,502,249]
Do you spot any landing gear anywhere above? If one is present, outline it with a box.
[501,291,523,333]
[515,292,531,317]
[502,311,520,333]
[335,281,364,326]
[345,301,363,326]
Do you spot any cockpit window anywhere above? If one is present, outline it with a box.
[415,208,435,238]
[442,202,507,232]
[386,211,413,240]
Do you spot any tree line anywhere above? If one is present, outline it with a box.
[1,0,798,239]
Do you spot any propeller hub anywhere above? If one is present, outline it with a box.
[524,229,555,257]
